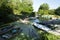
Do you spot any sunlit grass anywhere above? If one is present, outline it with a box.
[36,28,60,40]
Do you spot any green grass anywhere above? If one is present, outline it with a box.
[36,28,60,40]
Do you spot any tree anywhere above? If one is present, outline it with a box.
[0,0,33,19]
[0,0,20,25]
[39,3,49,10]
[20,0,33,17]
[49,9,55,15]
[0,0,8,7]
[38,3,49,15]
[55,7,60,15]
[0,0,33,25]
[7,0,22,15]
[7,0,33,16]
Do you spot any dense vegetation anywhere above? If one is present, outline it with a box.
[55,7,60,15]
[0,0,33,25]
[38,3,60,15]
[0,0,60,40]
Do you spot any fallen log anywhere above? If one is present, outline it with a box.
[33,22,60,36]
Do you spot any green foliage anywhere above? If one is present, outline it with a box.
[20,0,33,15]
[55,7,60,15]
[39,3,49,10]
[20,3,33,13]
[49,10,55,15]
[0,0,33,25]
[0,0,33,15]
[0,0,7,6]
[7,0,21,14]
[38,9,49,15]
[38,9,44,15]
[38,3,56,15]
[38,3,49,15]
[0,4,19,25]
[7,0,33,16]
[0,0,20,25]
[36,29,60,40]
